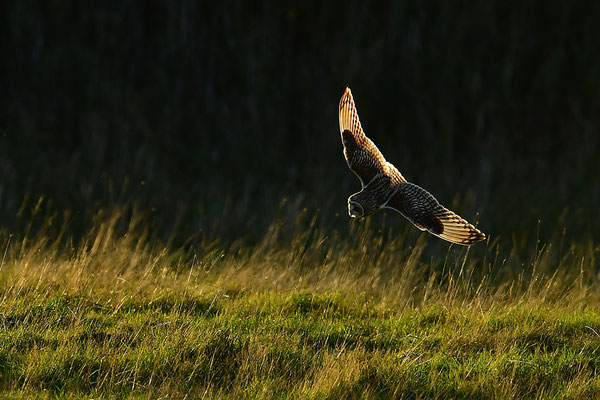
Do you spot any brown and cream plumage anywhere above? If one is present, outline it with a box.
[339,87,485,246]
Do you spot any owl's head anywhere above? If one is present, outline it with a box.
[348,198,364,218]
[348,191,381,218]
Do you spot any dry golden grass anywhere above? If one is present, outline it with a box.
[0,206,599,399]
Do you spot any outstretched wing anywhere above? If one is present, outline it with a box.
[383,182,485,246]
[339,88,389,187]
[386,161,407,185]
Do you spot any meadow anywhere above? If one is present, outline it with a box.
[1,205,599,399]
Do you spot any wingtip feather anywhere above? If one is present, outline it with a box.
[339,87,359,135]
[436,210,486,246]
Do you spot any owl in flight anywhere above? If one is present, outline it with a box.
[339,88,485,245]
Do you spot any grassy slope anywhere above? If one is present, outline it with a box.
[1,212,600,399]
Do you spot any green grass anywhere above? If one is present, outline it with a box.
[1,209,599,399]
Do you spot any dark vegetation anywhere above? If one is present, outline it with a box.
[2,1,600,245]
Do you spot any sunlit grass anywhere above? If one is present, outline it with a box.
[0,204,599,399]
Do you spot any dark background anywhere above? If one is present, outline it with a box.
[2,1,599,246]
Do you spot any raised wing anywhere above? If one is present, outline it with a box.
[339,88,388,187]
[383,182,485,246]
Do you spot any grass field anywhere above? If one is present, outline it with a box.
[1,207,600,399]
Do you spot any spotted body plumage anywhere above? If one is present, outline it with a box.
[339,87,485,246]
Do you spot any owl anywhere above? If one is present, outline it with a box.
[339,88,485,246]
